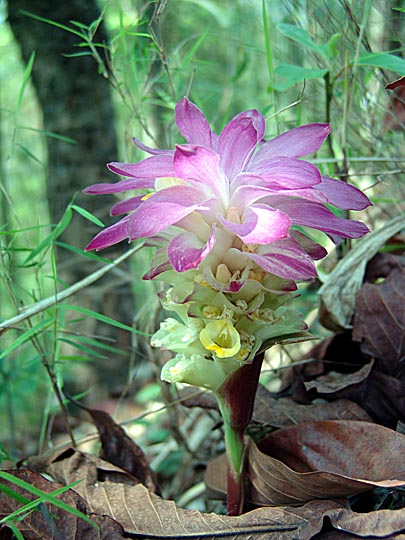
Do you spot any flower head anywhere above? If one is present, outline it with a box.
[85,97,370,289]
[84,98,371,391]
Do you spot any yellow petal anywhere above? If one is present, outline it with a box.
[199,319,241,358]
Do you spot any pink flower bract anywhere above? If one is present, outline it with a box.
[84,97,371,285]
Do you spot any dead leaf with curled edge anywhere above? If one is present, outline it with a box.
[29,448,405,539]
[353,258,405,374]
[386,76,405,90]
[206,421,405,507]
[318,214,405,331]
[65,396,158,493]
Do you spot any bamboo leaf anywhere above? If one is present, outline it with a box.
[277,23,329,58]
[24,208,73,264]
[16,51,35,112]
[357,52,405,74]
[20,10,84,38]
[0,471,97,529]
[64,305,151,336]
[0,318,53,360]
[273,64,328,90]
[71,205,104,227]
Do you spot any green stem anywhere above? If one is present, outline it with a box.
[223,421,245,516]
[223,421,244,477]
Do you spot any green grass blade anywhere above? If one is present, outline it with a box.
[55,241,111,263]
[57,337,107,359]
[15,143,44,165]
[23,208,73,264]
[20,11,84,38]
[15,51,35,113]
[18,126,77,144]
[64,305,151,336]
[60,334,128,355]
[0,473,97,529]
[5,521,25,540]
[0,318,53,361]
[71,205,104,227]
[0,484,30,506]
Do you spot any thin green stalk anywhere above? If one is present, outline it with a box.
[223,422,245,516]
[262,0,279,131]
[0,243,143,333]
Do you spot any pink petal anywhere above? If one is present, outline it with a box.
[315,176,372,210]
[246,239,318,281]
[132,137,172,155]
[219,205,291,244]
[168,227,216,272]
[218,109,265,180]
[252,123,330,164]
[143,249,172,280]
[249,156,321,188]
[110,195,144,216]
[127,185,208,239]
[230,173,327,208]
[85,217,130,251]
[175,97,213,147]
[107,153,174,178]
[83,177,155,194]
[174,145,228,202]
[271,198,370,238]
[291,230,327,260]
[230,182,274,208]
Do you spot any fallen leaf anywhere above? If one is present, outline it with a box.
[206,421,405,506]
[250,421,405,506]
[303,361,374,394]
[318,214,405,331]
[386,76,405,90]
[44,447,141,488]
[0,468,125,540]
[29,449,315,538]
[282,326,405,428]
[31,449,405,539]
[179,387,218,410]
[68,398,158,493]
[353,258,405,374]
[384,81,405,131]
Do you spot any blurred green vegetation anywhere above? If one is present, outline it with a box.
[0,0,404,469]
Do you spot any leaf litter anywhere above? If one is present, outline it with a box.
[4,252,405,538]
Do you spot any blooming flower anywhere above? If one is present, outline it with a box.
[85,97,370,288]
[84,98,370,391]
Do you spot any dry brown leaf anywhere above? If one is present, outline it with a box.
[386,76,405,90]
[206,421,405,506]
[282,324,404,428]
[253,388,371,426]
[318,214,405,331]
[28,449,405,539]
[250,421,405,506]
[28,449,314,538]
[303,361,374,394]
[0,468,124,540]
[353,258,405,373]
[67,397,158,493]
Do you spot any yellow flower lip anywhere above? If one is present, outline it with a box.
[199,319,241,358]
